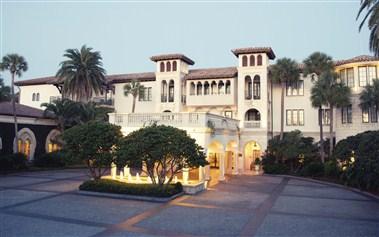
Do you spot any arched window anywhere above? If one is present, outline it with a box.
[172,61,177,71]
[32,93,36,101]
[166,61,171,72]
[250,55,255,66]
[15,128,36,160]
[245,109,261,121]
[225,80,231,94]
[211,81,217,94]
[196,82,203,95]
[242,56,248,67]
[161,80,167,102]
[46,129,62,153]
[253,75,260,99]
[36,93,40,101]
[204,81,210,95]
[160,62,165,72]
[190,82,196,95]
[245,76,252,99]
[168,80,174,102]
[257,55,263,66]
[218,81,225,94]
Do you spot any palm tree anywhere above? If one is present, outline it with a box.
[360,78,379,108]
[0,77,11,102]
[319,71,351,156]
[41,99,80,132]
[56,45,106,102]
[270,58,301,140]
[357,1,379,56]
[303,52,334,163]
[124,80,145,113]
[0,54,28,152]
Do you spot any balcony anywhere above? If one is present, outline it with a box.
[244,120,261,128]
[109,112,240,131]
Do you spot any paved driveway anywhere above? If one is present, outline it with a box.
[0,169,378,237]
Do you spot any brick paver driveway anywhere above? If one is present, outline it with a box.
[0,169,378,237]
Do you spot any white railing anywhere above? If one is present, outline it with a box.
[109,112,240,130]
[244,120,261,128]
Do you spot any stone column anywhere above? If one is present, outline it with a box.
[232,149,239,175]
[199,166,205,182]
[183,167,189,185]
[219,152,225,181]
[204,149,211,180]
[111,162,117,179]
[124,165,130,178]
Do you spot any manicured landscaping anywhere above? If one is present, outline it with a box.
[79,179,183,198]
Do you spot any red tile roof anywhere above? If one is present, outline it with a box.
[185,67,237,80]
[231,47,276,60]
[0,102,50,118]
[150,54,195,65]
[334,55,379,66]
[106,72,156,83]
[14,76,60,86]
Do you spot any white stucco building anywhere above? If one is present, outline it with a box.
[15,47,379,181]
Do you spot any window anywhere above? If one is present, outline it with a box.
[371,105,378,123]
[224,111,233,118]
[211,81,217,95]
[172,61,177,71]
[245,109,261,121]
[362,107,369,123]
[160,62,165,72]
[139,87,152,101]
[32,93,36,101]
[340,69,346,85]
[286,109,304,126]
[36,93,40,101]
[225,80,231,94]
[204,81,210,95]
[253,76,260,99]
[341,105,352,124]
[347,68,354,88]
[286,80,304,96]
[218,81,224,94]
[368,66,377,85]
[168,80,174,102]
[242,56,248,67]
[161,81,167,102]
[257,55,262,66]
[359,66,368,87]
[245,76,252,99]
[190,82,195,95]
[49,96,60,103]
[249,55,255,66]
[321,109,330,125]
[196,82,202,95]
[166,62,171,72]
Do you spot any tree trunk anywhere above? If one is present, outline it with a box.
[280,82,285,140]
[329,105,334,157]
[132,96,136,113]
[11,73,19,153]
[318,106,325,163]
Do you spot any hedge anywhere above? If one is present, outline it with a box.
[79,179,183,197]
[0,153,28,171]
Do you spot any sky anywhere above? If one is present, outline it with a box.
[0,0,371,85]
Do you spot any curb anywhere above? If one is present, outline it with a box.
[264,174,379,202]
[77,190,184,203]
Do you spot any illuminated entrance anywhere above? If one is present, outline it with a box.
[244,141,261,171]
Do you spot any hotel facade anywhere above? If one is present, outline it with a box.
[14,47,379,180]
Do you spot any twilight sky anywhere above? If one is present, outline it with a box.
[0,1,370,85]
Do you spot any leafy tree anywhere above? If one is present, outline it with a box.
[0,77,11,102]
[270,58,301,140]
[62,121,122,180]
[359,78,379,111]
[41,99,81,132]
[318,71,351,156]
[115,124,207,186]
[357,1,379,56]
[303,52,334,163]
[123,80,145,113]
[57,45,106,102]
[0,54,28,152]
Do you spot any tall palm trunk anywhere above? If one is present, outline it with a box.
[11,72,19,153]
[280,82,285,140]
[329,105,334,157]
[132,96,136,113]
[318,107,325,163]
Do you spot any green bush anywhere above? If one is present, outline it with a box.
[79,179,183,197]
[324,159,340,178]
[300,162,324,177]
[0,153,28,171]
[33,152,65,168]
[262,154,289,174]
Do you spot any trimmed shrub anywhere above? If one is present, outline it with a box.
[324,159,340,178]
[33,152,65,168]
[0,153,28,171]
[300,162,324,177]
[79,179,183,197]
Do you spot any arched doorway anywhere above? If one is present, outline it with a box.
[244,141,261,171]
[45,129,62,153]
[207,140,225,181]
[225,141,237,174]
[14,128,36,161]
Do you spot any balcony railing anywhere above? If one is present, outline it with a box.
[109,112,240,131]
[244,120,261,128]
